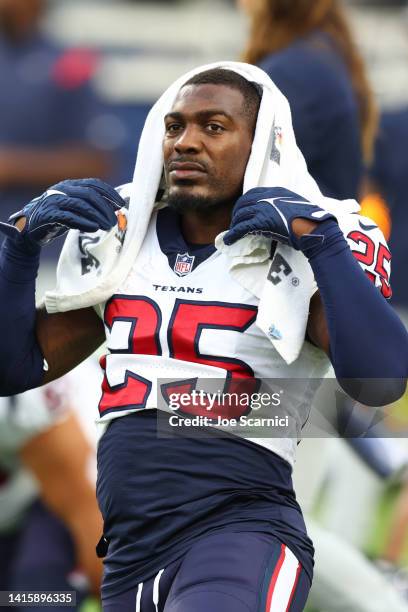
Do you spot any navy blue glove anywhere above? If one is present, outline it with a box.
[223,187,336,250]
[0,178,125,250]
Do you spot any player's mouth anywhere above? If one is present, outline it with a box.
[168,161,207,180]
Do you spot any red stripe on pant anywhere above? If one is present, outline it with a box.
[265,543,286,611]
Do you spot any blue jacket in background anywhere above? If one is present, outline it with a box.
[259,32,363,201]
[371,109,408,309]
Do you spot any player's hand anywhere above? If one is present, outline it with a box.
[0,178,125,249]
[223,187,336,250]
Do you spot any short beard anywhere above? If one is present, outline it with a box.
[167,190,240,216]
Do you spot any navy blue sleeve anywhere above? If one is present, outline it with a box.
[260,36,362,200]
[0,239,45,396]
[304,220,408,405]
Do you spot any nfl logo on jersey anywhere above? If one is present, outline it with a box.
[174,252,195,277]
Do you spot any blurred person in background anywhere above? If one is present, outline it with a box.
[0,0,112,247]
[0,366,103,610]
[238,0,377,201]
[368,109,408,314]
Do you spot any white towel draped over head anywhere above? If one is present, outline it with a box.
[45,61,360,364]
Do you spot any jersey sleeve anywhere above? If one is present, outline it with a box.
[338,213,392,299]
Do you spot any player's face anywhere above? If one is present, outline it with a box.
[163,84,254,212]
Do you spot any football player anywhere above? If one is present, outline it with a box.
[0,66,406,611]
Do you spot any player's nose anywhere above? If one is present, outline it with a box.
[174,125,202,154]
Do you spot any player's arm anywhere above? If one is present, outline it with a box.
[0,247,105,393]
[224,188,408,405]
[37,305,105,384]
[298,218,407,405]
[20,410,103,594]
[0,179,125,395]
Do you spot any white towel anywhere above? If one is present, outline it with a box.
[44,61,360,364]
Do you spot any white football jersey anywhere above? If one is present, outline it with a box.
[95,211,336,466]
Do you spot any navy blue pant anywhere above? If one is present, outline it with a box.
[103,532,310,612]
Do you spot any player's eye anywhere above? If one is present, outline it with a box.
[206,123,225,133]
[165,123,183,134]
